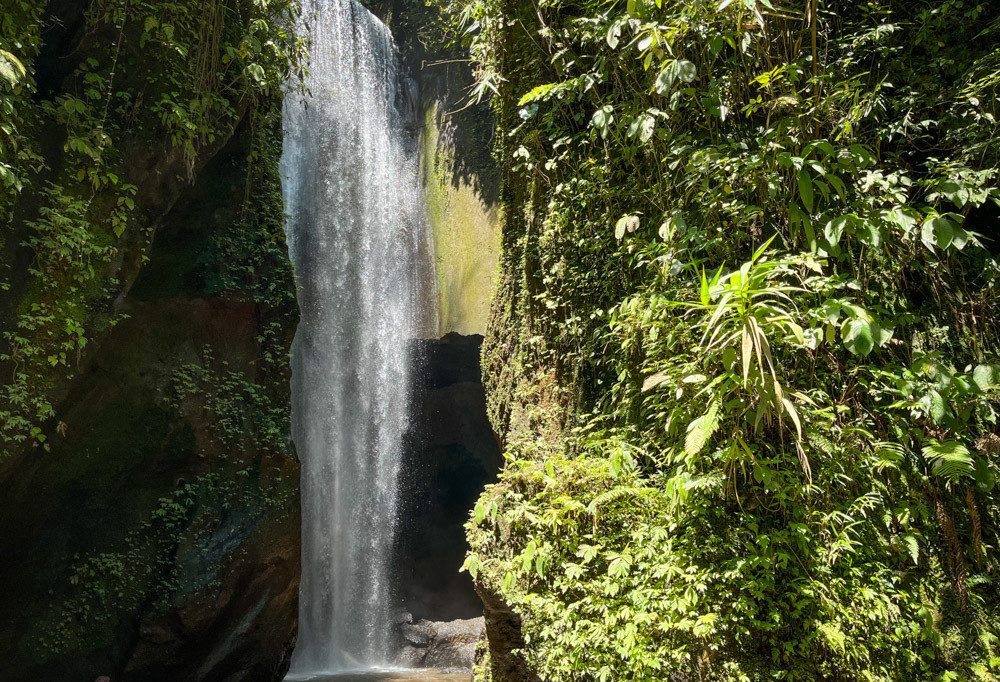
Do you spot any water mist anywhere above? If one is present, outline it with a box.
[280,0,432,673]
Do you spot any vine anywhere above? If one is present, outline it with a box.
[454,0,1000,679]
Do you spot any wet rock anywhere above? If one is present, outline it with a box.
[475,584,541,682]
[398,334,502,623]
[397,616,485,672]
[401,622,432,647]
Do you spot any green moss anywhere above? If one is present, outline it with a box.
[421,101,500,336]
[463,0,1000,679]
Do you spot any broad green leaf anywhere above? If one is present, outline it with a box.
[628,113,656,142]
[972,457,996,493]
[842,318,874,357]
[0,50,27,86]
[614,215,629,240]
[798,168,814,213]
[951,225,971,250]
[606,22,621,48]
[973,364,997,390]
[928,389,946,423]
[886,208,918,237]
[825,215,850,245]
[654,60,696,95]
[642,371,668,392]
[461,553,480,579]
[873,324,893,347]
[857,220,882,248]
[676,60,697,83]
[592,105,614,133]
[931,215,955,250]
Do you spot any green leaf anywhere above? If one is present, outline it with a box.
[902,534,919,565]
[922,440,972,482]
[654,60,696,95]
[592,105,614,135]
[627,113,656,142]
[842,318,874,357]
[798,168,814,213]
[461,553,480,579]
[741,324,753,384]
[0,50,27,86]
[825,215,850,245]
[972,457,996,493]
[245,62,266,85]
[606,22,622,49]
[973,364,997,390]
[676,60,697,83]
[615,216,628,240]
[518,82,559,106]
[685,401,720,456]
[930,215,955,250]
[614,214,639,240]
[873,323,893,347]
[886,208,918,237]
[642,371,668,392]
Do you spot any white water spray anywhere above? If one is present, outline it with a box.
[281,0,432,673]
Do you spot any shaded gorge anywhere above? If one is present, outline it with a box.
[281,0,496,676]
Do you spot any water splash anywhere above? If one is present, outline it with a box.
[281,0,432,673]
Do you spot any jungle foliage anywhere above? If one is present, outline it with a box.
[0,0,304,457]
[1,1,302,672]
[448,0,1000,679]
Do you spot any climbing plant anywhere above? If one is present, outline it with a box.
[452,0,1000,679]
[0,0,305,456]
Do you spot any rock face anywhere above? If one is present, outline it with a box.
[396,613,485,671]
[475,586,541,682]
[0,107,300,681]
[366,0,501,337]
[397,333,502,627]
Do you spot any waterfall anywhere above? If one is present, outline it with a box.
[281,0,432,674]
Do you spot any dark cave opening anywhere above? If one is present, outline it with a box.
[396,332,501,622]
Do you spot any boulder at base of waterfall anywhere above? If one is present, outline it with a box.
[396,616,485,671]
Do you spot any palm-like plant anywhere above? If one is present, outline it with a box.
[674,238,814,481]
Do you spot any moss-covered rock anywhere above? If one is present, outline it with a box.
[0,42,300,679]
[369,0,501,336]
[421,101,500,336]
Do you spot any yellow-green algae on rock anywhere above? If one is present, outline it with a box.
[420,101,499,336]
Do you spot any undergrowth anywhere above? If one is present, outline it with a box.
[450,0,1000,679]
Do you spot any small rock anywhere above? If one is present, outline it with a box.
[396,616,485,671]
[400,621,432,647]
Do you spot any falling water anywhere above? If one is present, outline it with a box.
[281,0,432,674]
